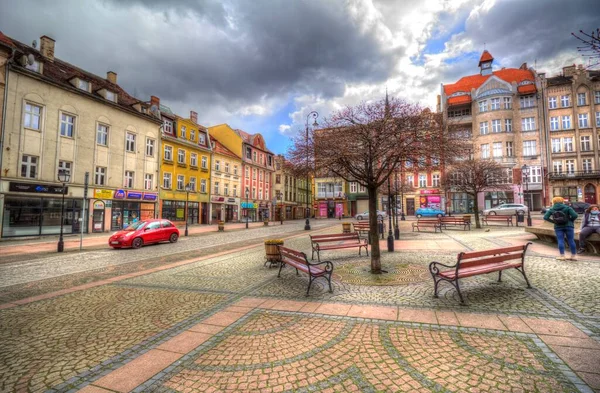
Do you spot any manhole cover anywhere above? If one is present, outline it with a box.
[334,262,430,286]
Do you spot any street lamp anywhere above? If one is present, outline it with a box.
[305,111,318,230]
[57,169,71,252]
[184,183,190,236]
[387,174,394,252]
[245,187,249,229]
[521,164,532,226]
[394,170,400,239]
[278,191,283,225]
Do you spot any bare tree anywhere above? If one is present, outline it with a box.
[287,97,467,273]
[572,28,600,69]
[442,159,511,228]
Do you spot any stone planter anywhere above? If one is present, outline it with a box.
[342,222,351,233]
[218,221,225,231]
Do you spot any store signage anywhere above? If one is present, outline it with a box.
[420,189,440,195]
[211,196,225,203]
[142,193,157,201]
[9,182,67,194]
[241,202,257,209]
[227,198,236,203]
[94,189,114,199]
[127,191,142,199]
[114,189,126,199]
[93,200,105,209]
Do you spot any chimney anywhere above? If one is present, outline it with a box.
[150,95,160,108]
[563,64,576,77]
[40,35,55,62]
[107,71,117,84]
[190,111,198,123]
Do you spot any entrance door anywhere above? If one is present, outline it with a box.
[406,198,415,216]
[93,209,105,232]
[584,184,597,204]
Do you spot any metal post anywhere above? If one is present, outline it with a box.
[305,111,318,230]
[387,176,394,252]
[394,171,399,239]
[522,165,532,226]
[80,171,89,251]
[245,187,249,229]
[58,182,66,252]
[280,193,283,225]
[184,184,189,236]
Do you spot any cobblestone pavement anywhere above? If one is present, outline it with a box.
[1,221,599,392]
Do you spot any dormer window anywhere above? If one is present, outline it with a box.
[190,130,195,141]
[163,120,173,134]
[105,90,116,102]
[181,126,186,139]
[78,79,89,91]
[199,133,206,144]
[25,59,40,73]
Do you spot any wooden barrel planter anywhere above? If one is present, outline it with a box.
[218,221,225,231]
[342,222,351,233]
[264,239,284,267]
[263,219,269,226]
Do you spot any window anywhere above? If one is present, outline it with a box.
[224,183,229,195]
[200,179,207,193]
[253,151,257,162]
[245,167,249,178]
[105,91,116,102]
[225,163,230,173]
[503,97,512,109]
[214,181,219,194]
[583,159,593,173]
[177,175,185,190]
[144,174,153,190]
[493,142,502,157]
[190,153,198,167]
[25,59,40,72]
[350,182,357,193]
[578,113,589,128]
[95,166,106,185]
[146,138,155,156]
[233,184,237,196]
[406,175,414,186]
[259,171,263,181]
[215,160,221,171]
[553,161,563,173]
[24,103,42,130]
[252,187,256,199]
[188,129,194,141]
[548,96,557,109]
[21,155,38,178]
[126,132,136,152]
[60,113,75,137]
[58,161,72,180]
[550,117,559,131]
[478,100,487,112]
[163,120,173,134]
[490,98,500,110]
[506,141,513,157]
[164,145,173,161]
[492,119,501,133]
[504,119,512,132]
[523,140,536,156]
[268,155,273,167]
[448,107,471,117]
[233,165,238,175]
[258,189,263,199]
[124,171,134,188]
[479,121,489,135]
[562,116,571,129]
[432,174,440,187]
[521,117,535,131]
[520,95,534,108]
[596,112,600,127]
[528,166,541,183]
[96,124,108,145]
[565,159,575,174]
[201,156,207,169]
[245,147,252,159]
[577,92,587,106]
[561,95,570,107]
[418,175,427,188]
[595,91,600,104]
[162,173,172,189]
[564,137,574,152]
[189,177,196,191]
[178,149,185,164]
[199,133,205,144]
[551,138,561,153]
[78,79,89,91]
[180,126,186,139]
[481,143,490,159]
[581,136,591,151]
[275,174,281,184]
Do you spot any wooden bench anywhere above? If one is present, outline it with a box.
[481,215,513,226]
[310,232,368,261]
[277,246,333,296]
[412,218,442,233]
[352,222,370,238]
[429,243,532,304]
[440,217,471,231]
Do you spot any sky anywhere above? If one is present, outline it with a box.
[0,0,598,154]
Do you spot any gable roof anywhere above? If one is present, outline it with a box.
[478,50,494,67]
[234,129,274,154]
[211,137,241,160]
[443,68,536,99]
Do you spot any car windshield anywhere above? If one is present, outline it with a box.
[123,221,147,231]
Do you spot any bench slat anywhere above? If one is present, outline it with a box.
[459,245,526,260]
[439,261,522,279]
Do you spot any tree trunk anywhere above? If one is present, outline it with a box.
[368,186,382,274]
[473,192,481,229]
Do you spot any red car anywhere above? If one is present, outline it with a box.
[108,219,180,249]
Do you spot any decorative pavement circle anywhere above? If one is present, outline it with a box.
[334,261,430,286]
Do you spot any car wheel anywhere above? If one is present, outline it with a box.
[436,213,442,218]
[169,233,179,243]
[489,211,497,215]
[417,214,422,218]
[517,210,524,214]
[357,216,363,220]
[132,237,143,249]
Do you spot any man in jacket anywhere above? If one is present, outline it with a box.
[543,196,579,261]
[578,204,600,254]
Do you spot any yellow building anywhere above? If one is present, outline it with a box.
[209,137,243,223]
[156,100,212,225]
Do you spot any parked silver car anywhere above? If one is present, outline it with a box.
[483,203,528,216]
[354,211,387,220]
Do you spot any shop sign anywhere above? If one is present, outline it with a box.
[227,198,237,204]
[105,200,112,207]
[93,200,105,209]
[9,182,67,194]
[211,196,225,203]
[420,189,440,195]
[94,189,114,199]
[142,193,157,201]
[241,202,257,209]
[127,191,142,199]
[114,189,126,199]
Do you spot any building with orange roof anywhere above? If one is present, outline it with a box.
[209,136,242,223]
[439,50,546,212]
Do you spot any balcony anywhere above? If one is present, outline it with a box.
[549,170,600,180]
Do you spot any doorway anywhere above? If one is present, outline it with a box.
[584,184,597,204]
[406,198,415,216]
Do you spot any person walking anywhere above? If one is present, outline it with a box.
[577,204,600,254]
[543,196,579,261]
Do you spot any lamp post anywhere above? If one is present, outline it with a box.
[57,169,71,252]
[387,174,394,252]
[278,191,283,225]
[184,183,190,236]
[245,187,249,229]
[394,170,400,239]
[305,111,318,230]
[522,164,532,226]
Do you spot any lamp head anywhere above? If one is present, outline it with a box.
[57,169,70,183]
[185,184,190,192]
[312,120,318,127]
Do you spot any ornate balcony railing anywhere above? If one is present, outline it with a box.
[548,170,600,180]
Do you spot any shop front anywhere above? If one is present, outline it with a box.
[484,191,514,210]
[258,202,270,221]
[419,189,442,209]
[2,182,84,238]
[92,189,158,232]
[317,200,346,218]
[211,196,240,223]
[241,201,257,222]
[449,192,474,214]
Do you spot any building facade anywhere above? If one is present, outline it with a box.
[209,138,242,223]
[273,155,305,220]
[313,176,348,218]
[440,50,545,213]
[542,65,600,204]
[0,34,162,238]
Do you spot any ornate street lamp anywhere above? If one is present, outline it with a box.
[521,164,532,226]
[245,187,250,229]
[394,170,400,239]
[184,183,190,236]
[57,169,71,252]
[278,191,283,225]
[387,175,394,252]
[305,111,318,230]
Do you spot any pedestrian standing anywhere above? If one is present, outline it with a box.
[543,196,579,261]
[577,204,600,254]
